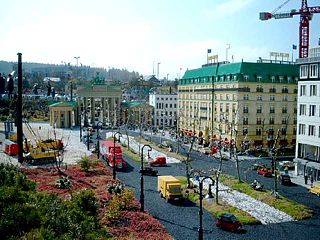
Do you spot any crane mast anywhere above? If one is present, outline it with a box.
[260,0,320,58]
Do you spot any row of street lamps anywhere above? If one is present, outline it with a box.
[79,121,215,240]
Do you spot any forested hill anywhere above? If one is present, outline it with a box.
[0,60,140,83]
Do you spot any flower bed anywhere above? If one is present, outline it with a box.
[23,157,172,239]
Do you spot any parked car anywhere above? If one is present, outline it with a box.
[279,161,295,170]
[257,167,273,177]
[251,163,266,171]
[199,147,211,155]
[216,213,242,232]
[149,156,167,167]
[161,141,171,148]
[278,174,292,185]
[213,152,229,160]
[309,183,320,197]
[139,167,158,176]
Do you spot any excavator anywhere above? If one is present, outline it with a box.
[23,120,63,165]
[3,120,63,165]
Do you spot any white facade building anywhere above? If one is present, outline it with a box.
[149,93,178,129]
[295,47,320,182]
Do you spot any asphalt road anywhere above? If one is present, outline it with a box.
[104,130,320,240]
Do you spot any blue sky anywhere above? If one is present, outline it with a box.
[1,0,320,79]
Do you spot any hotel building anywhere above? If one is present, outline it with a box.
[178,61,299,149]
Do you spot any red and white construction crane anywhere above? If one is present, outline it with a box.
[260,0,320,58]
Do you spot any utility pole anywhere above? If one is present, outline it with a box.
[157,62,161,80]
[17,53,23,163]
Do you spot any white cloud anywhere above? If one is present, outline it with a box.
[204,0,255,19]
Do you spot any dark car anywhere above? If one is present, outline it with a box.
[216,213,242,232]
[139,167,158,176]
[279,174,292,185]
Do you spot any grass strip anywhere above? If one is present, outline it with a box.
[220,175,314,220]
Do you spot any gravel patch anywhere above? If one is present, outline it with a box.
[191,177,294,225]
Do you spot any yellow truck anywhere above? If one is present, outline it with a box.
[158,176,183,202]
[309,184,320,197]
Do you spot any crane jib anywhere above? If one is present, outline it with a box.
[273,13,293,19]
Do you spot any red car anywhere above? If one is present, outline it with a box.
[216,213,242,232]
[257,167,273,177]
[149,156,167,167]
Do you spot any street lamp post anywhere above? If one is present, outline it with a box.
[96,121,103,159]
[140,144,152,211]
[198,176,214,240]
[80,111,82,142]
[86,128,90,151]
[73,56,80,101]
[113,131,122,180]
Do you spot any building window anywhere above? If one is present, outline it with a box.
[269,117,274,125]
[281,127,287,136]
[267,128,274,137]
[300,85,306,96]
[243,105,249,113]
[282,117,288,124]
[310,64,318,78]
[300,65,308,78]
[270,95,275,101]
[269,86,276,93]
[282,86,288,93]
[299,124,305,135]
[279,76,284,83]
[243,128,248,136]
[256,128,262,135]
[270,106,275,114]
[310,85,317,96]
[257,76,262,82]
[257,117,262,125]
[282,106,287,114]
[309,105,316,116]
[257,105,262,113]
[299,104,306,115]
[244,75,249,81]
[309,125,316,136]
[243,94,249,100]
[257,95,262,101]
[226,104,230,112]
[282,95,288,101]
[243,117,248,125]
[256,85,263,92]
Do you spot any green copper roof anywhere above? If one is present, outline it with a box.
[48,101,78,107]
[181,62,299,84]
[122,101,147,108]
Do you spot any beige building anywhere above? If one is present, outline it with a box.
[77,78,122,127]
[49,101,78,128]
[178,61,299,149]
[121,101,154,129]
